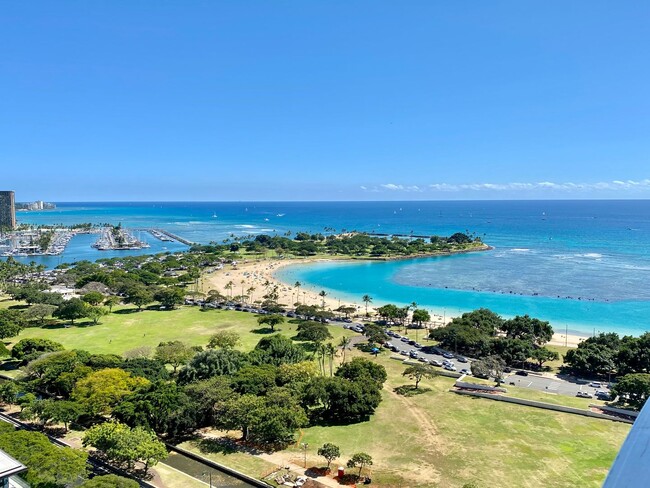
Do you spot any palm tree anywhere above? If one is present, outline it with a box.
[338,336,352,363]
[240,280,246,298]
[294,281,302,303]
[224,281,234,299]
[326,343,336,377]
[319,290,327,309]
[246,286,256,303]
[362,295,373,316]
[316,343,328,375]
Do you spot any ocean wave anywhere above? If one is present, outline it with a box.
[511,248,531,252]
[576,253,603,259]
[234,224,257,229]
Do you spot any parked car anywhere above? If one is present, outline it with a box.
[576,391,593,398]
[408,340,416,345]
[409,350,419,358]
[390,345,399,352]
[515,370,529,376]
[383,342,392,349]
[589,382,603,388]
[444,364,457,371]
[456,356,468,363]
[429,359,443,367]
[401,337,409,342]
[442,352,455,359]
[595,391,612,401]
[418,357,428,363]
[460,368,471,375]
[414,343,423,349]
[399,350,408,356]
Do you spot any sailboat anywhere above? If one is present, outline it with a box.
[212,213,218,218]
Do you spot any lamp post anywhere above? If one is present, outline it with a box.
[301,442,309,468]
[202,471,212,488]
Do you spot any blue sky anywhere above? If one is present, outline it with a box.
[1,1,649,201]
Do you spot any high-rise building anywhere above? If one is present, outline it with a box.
[0,191,16,230]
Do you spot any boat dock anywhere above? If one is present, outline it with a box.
[134,228,194,246]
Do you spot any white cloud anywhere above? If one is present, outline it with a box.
[365,179,650,193]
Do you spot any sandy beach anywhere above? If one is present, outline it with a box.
[203,257,587,348]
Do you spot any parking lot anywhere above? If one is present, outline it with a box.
[335,320,612,401]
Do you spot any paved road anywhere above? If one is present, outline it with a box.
[331,320,611,400]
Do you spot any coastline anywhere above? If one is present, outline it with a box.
[203,255,589,348]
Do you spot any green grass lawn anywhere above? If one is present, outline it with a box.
[276,352,630,488]
[9,305,356,355]
[5,304,630,488]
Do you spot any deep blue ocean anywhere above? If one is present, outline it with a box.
[11,200,650,336]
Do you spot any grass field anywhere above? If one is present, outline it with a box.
[4,303,630,487]
[8,304,355,355]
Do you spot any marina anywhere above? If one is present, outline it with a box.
[92,226,150,251]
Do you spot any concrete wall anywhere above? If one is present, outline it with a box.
[166,443,272,488]
[451,390,634,424]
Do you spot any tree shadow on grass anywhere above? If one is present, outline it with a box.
[0,360,21,371]
[112,308,140,315]
[393,385,432,397]
[196,436,269,456]
[250,327,276,334]
[8,304,29,310]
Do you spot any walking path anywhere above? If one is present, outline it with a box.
[256,451,340,488]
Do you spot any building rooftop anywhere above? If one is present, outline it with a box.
[0,449,27,479]
[603,401,650,487]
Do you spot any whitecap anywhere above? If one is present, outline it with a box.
[511,248,531,252]
[235,224,256,229]
[576,253,603,259]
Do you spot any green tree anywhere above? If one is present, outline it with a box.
[124,285,154,311]
[207,331,240,349]
[317,443,340,470]
[403,364,438,389]
[23,303,58,325]
[530,347,560,369]
[86,305,109,325]
[319,290,328,309]
[72,368,150,415]
[295,322,333,344]
[0,424,88,487]
[231,364,278,396]
[412,308,431,327]
[29,399,83,432]
[82,291,105,306]
[154,340,194,373]
[611,373,650,410]
[338,336,352,363]
[178,349,247,383]
[104,295,121,312]
[500,315,554,346]
[83,421,167,475]
[154,286,185,309]
[336,357,387,386]
[347,452,373,478]
[250,334,306,367]
[471,355,506,384]
[363,323,389,344]
[113,381,197,437]
[54,297,89,324]
[257,313,285,332]
[79,474,139,488]
[0,309,25,338]
[11,338,65,363]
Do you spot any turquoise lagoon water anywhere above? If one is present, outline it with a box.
[11,200,650,336]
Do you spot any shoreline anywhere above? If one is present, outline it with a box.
[203,255,591,348]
